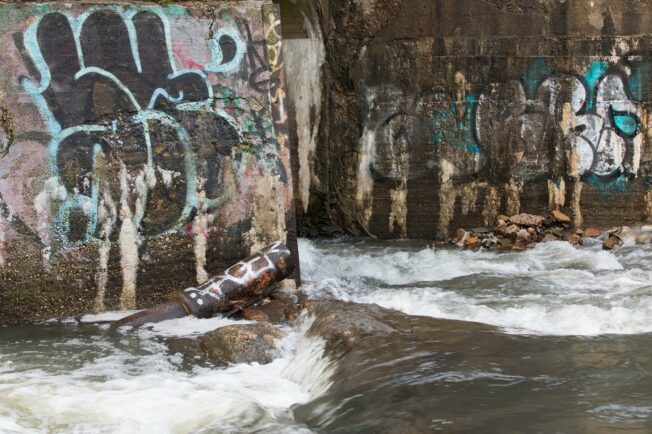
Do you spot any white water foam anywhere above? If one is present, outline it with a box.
[299,238,652,336]
[0,315,332,433]
[79,310,142,323]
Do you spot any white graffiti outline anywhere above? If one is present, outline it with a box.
[21,6,244,246]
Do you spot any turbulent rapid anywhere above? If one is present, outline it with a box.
[3,238,652,432]
[0,315,331,433]
[300,238,652,336]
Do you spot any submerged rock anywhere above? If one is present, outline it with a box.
[243,297,301,324]
[170,322,286,365]
[243,309,269,322]
[603,234,623,250]
[303,300,397,356]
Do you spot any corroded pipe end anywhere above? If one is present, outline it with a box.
[178,241,295,317]
[109,241,295,329]
[109,300,189,330]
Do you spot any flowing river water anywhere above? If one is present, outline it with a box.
[2,238,652,433]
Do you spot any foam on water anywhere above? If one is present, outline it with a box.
[299,238,652,336]
[79,310,142,323]
[4,237,651,431]
[0,315,332,433]
[138,315,254,338]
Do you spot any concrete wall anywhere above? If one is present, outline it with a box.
[309,0,652,239]
[0,1,298,323]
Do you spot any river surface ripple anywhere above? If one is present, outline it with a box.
[2,238,652,433]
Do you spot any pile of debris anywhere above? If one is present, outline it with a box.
[450,211,606,251]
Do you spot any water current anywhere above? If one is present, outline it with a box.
[2,238,652,432]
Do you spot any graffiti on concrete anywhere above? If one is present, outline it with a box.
[0,3,293,312]
[356,56,649,236]
[21,7,244,247]
[475,59,642,183]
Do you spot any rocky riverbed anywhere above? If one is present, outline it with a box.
[449,210,652,252]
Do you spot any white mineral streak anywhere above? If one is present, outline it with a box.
[482,185,500,226]
[632,133,643,175]
[156,166,179,188]
[117,162,140,310]
[144,164,157,189]
[119,216,139,310]
[613,37,633,63]
[356,127,376,230]
[505,179,522,216]
[284,11,324,212]
[386,122,409,238]
[245,175,287,255]
[33,177,66,269]
[645,108,652,146]
[437,158,457,236]
[645,189,652,221]
[132,166,150,226]
[459,182,480,216]
[571,181,583,227]
[93,241,110,312]
[221,156,240,226]
[560,102,575,138]
[93,189,117,312]
[547,177,566,210]
[193,185,209,285]
[0,209,9,268]
[388,187,407,238]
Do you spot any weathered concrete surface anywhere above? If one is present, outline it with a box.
[0,1,298,324]
[306,0,652,239]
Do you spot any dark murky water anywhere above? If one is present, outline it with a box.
[296,313,652,433]
[3,238,652,433]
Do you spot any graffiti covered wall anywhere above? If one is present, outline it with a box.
[0,1,297,323]
[312,0,652,239]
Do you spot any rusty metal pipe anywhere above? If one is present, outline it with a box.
[111,241,295,329]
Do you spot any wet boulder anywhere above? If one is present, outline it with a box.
[200,323,285,365]
[243,297,301,324]
[451,228,470,246]
[303,300,397,356]
[169,322,286,365]
[603,226,637,250]
[603,233,624,250]
[509,213,545,227]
